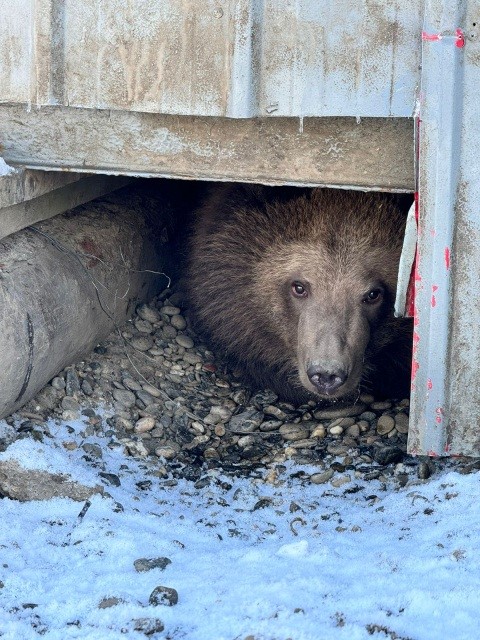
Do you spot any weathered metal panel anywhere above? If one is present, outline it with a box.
[408,0,480,456]
[0,0,32,104]
[0,0,422,117]
[0,106,415,191]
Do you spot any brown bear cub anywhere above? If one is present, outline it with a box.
[187,184,412,405]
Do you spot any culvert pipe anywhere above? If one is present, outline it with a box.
[0,186,171,419]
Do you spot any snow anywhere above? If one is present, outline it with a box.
[0,417,479,640]
[0,157,16,176]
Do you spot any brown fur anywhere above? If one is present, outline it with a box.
[187,184,412,404]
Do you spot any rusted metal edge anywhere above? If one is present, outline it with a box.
[0,106,415,191]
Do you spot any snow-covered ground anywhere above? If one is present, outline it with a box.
[0,417,479,640]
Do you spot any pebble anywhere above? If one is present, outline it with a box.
[279,424,309,441]
[130,336,153,352]
[170,315,187,330]
[228,410,263,434]
[359,411,377,422]
[134,416,156,433]
[136,303,161,323]
[162,305,181,317]
[394,412,410,434]
[311,425,326,439]
[376,415,396,435]
[113,389,136,408]
[370,401,392,411]
[51,377,66,391]
[329,425,344,436]
[259,420,282,432]
[134,318,153,333]
[175,335,194,349]
[310,469,334,484]
[263,405,289,420]
[331,474,351,488]
[417,461,432,480]
[155,446,177,459]
[313,403,366,420]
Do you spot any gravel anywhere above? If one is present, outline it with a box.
[7,287,479,490]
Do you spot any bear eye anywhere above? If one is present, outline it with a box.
[363,287,384,304]
[291,281,308,298]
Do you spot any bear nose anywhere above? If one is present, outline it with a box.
[307,364,347,395]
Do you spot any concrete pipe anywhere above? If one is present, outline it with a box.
[0,185,171,419]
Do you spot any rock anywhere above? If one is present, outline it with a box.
[135,318,153,333]
[228,410,264,434]
[259,420,282,432]
[155,446,177,459]
[134,557,172,572]
[346,424,360,438]
[113,389,136,408]
[51,377,66,391]
[131,336,154,352]
[263,405,289,420]
[149,585,178,607]
[137,303,161,323]
[373,446,404,465]
[170,314,187,330]
[82,443,103,458]
[313,403,366,420]
[394,412,410,434]
[175,335,194,349]
[65,368,81,396]
[370,401,392,411]
[279,424,309,441]
[134,417,156,433]
[417,461,432,480]
[359,411,377,422]
[376,415,396,435]
[61,396,81,413]
[98,597,123,609]
[0,460,103,501]
[99,472,121,487]
[123,439,150,457]
[328,425,344,436]
[310,469,334,484]
[331,474,351,488]
[311,424,326,439]
[133,618,165,635]
[161,305,181,317]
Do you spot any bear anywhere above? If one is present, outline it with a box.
[187,184,413,405]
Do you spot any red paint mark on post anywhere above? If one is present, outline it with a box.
[455,28,465,48]
[431,295,436,307]
[435,406,445,424]
[444,247,451,269]
[422,31,442,42]
[427,379,433,390]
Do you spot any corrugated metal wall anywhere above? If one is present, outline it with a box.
[1,0,422,117]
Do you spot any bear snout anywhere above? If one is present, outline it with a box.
[306,363,347,396]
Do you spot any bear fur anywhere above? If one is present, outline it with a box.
[187,184,412,404]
